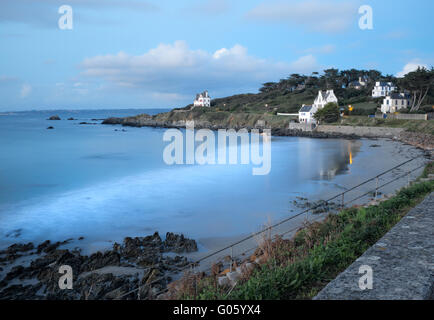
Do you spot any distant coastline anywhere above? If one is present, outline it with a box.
[102,109,434,151]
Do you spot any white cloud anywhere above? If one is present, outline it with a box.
[245,0,358,33]
[396,60,428,77]
[289,55,319,73]
[20,84,32,98]
[79,41,317,100]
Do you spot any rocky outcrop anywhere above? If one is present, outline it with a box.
[292,197,341,214]
[48,115,61,120]
[398,131,434,151]
[101,111,433,151]
[0,232,197,300]
[163,232,198,253]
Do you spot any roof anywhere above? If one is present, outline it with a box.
[349,80,365,86]
[299,105,313,112]
[318,90,336,101]
[195,90,209,100]
[388,93,410,99]
[376,82,395,87]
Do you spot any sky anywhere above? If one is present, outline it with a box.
[0,0,433,111]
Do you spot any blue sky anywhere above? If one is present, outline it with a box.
[0,0,433,111]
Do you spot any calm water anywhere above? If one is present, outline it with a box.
[0,109,424,252]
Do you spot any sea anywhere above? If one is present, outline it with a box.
[0,109,426,253]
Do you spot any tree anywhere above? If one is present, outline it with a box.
[398,67,434,112]
[314,102,340,123]
[322,68,340,90]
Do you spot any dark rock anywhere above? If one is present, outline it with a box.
[48,115,61,120]
[6,242,34,254]
[136,249,160,267]
[37,240,60,254]
[0,231,196,300]
[47,126,54,130]
[163,232,198,253]
[5,265,25,281]
[102,117,124,125]
[80,251,120,272]
[121,233,163,259]
[79,122,97,125]
[67,117,75,120]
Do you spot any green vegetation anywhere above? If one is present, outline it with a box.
[172,169,434,300]
[333,116,434,135]
[314,102,340,123]
[170,67,433,121]
[153,108,291,128]
[398,67,434,112]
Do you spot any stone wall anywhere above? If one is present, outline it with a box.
[315,192,434,300]
[317,125,405,138]
[375,113,433,120]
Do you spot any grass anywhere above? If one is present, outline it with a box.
[168,166,434,300]
[333,116,434,135]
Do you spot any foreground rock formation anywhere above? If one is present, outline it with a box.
[0,232,197,300]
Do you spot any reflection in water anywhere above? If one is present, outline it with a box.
[299,139,361,181]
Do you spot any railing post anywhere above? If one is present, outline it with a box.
[341,193,345,209]
[375,176,379,199]
[230,246,233,272]
[407,171,410,187]
[192,264,197,298]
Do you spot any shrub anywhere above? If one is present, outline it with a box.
[314,102,340,123]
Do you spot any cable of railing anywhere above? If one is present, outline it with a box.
[343,163,427,207]
[193,156,424,265]
[114,155,428,300]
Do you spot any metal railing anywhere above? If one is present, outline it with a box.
[116,155,430,299]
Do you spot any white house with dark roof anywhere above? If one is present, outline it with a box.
[298,105,314,123]
[299,90,338,123]
[381,93,411,113]
[349,77,367,90]
[313,89,338,109]
[372,81,397,98]
[193,90,211,107]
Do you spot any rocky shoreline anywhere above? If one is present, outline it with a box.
[102,116,360,140]
[0,232,197,300]
[101,113,434,152]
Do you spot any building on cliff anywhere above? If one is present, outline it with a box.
[372,81,397,98]
[299,90,338,124]
[193,90,211,107]
[381,92,412,113]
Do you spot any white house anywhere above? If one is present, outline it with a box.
[372,81,396,98]
[193,90,211,107]
[313,89,338,109]
[298,105,315,123]
[381,93,411,114]
[349,77,367,90]
[299,90,338,123]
